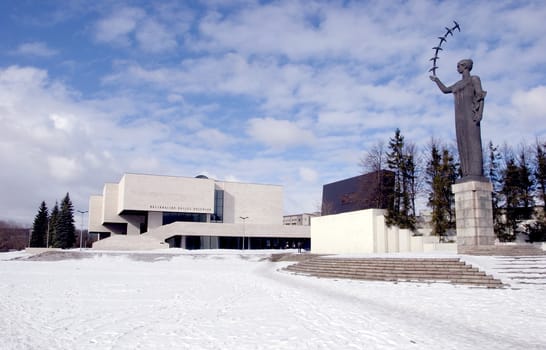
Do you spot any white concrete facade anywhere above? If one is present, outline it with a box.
[89,174,309,250]
[283,213,319,226]
[311,209,456,254]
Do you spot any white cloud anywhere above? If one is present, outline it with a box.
[3,1,546,223]
[49,113,75,132]
[0,66,135,222]
[246,117,315,150]
[47,156,80,181]
[13,42,58,57]
[93,7,144,46]
[0,65,49,85]
[195,128,235,148]
[136,19,177,52]
[512,86,546,119]
[299,167,318,183]
[93,6,185,53]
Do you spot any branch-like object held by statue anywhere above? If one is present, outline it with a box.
[429,21,460,76]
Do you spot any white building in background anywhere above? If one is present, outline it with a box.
[89,173,309,250]
[283,213,320,226]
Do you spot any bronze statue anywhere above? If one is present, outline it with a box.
[430,59,487,179]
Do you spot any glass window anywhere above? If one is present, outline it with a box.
[162,212,207,225]
[212,190,224,223]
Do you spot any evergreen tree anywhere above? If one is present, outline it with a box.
[385,129,416,230]
[534,141,546,209]
[440,148,457,231]
[426,142,456,240]
[403,149,418,230]
[54,193,76,249]
[404,143,420,219]
[486,142,509,240]
[525,211,546,242]
[500,157,521,241]
[30,202,48,247]
[48,202,59,248]
[517,150,535,212]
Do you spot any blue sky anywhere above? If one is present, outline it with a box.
[1,0,546,225]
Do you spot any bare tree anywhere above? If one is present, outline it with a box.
[360,140,387,173]
[321,200,336,216]
[0,220,29,251]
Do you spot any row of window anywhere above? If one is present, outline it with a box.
[162,189,225,225]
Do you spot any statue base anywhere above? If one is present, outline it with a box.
[452,179,496,253]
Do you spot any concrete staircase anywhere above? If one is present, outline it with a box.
[489,255,546,288]
[283,257,505,288]
[458,244,546,256]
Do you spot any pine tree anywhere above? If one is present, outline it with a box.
[386,129,416,230]
[48,202,59,248]
[402,149,417,230]
[440,148,457,231]
[534,141,546,209]
[426,142,456,240]
[517,150,535,212]
[426,143,443,235]
[54,193,76,249]
[486,142,509,240]
[500,158,520,241]
[404,143,420,219]
[386,129,404,227]
[30,202,48,247]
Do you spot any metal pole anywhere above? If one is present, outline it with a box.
[77,210,88,250]
[240,216,248,250]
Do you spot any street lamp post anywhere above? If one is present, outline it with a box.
[240,216,248,250]
[77,210,88,250]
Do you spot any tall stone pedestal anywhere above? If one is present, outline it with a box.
[452,180,496,254]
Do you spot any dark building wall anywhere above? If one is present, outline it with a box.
[321,170,394,215]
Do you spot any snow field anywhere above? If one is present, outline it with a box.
[1,251,545,349]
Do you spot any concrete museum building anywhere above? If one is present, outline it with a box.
[89,173,310,250]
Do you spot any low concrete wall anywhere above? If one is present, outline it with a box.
[424,243,457,253]
[410,236,424,253]
[311,209,456,255]
[311,210,381,254]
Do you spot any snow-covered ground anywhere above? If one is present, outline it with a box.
[1,250,545,350]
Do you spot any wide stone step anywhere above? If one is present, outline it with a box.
[283,257,505,288]
[318,258,463,264]
[293,261,479,271]
[289,263,482,273]
[286,266,491,279]
[292,267,483,275]
[459,244,546,256]
[485,256,546,288]
[287,264,485,275]
[288,271,503,288]
[295,261,477,270]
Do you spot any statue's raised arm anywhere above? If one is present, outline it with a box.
[429,75,452,94]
